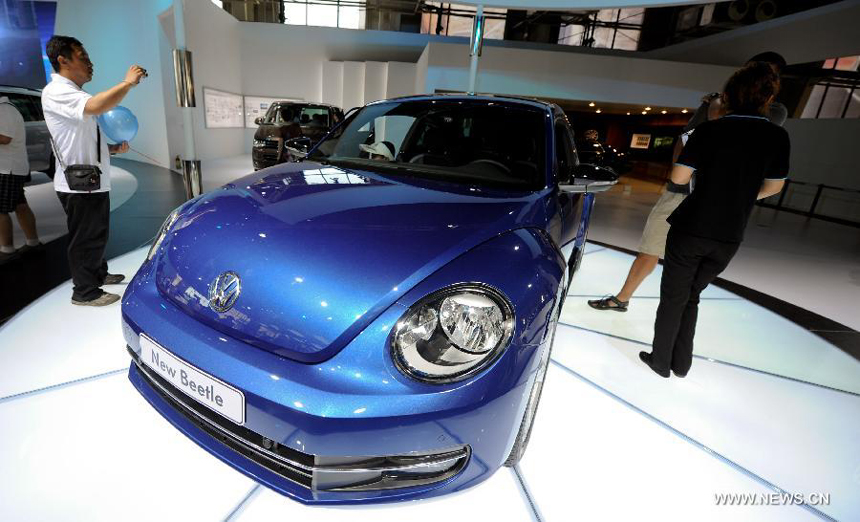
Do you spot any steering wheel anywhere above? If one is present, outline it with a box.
[408,153,428,164]
[467,159,511,174]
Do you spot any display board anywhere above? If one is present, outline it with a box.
[630,133,652,149]
[203,87,244,128]
[244,96,303,128]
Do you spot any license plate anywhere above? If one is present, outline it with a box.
[139,334,245,425]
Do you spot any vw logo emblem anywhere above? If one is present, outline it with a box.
[209,271,241,313]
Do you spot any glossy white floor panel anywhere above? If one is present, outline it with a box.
[518,365,817,522]
[0,373,255,522]
[565,252,860,394]
[231,468,534,521]
[550,327,860,521]
[0,248,147,399]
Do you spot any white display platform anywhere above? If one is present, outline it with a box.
[0,245,856,521]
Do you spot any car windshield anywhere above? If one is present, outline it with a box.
[264,104,329,127]
[309,99,547,190]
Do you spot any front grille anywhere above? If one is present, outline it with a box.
[264,139,279,149]
[130,346,470,492]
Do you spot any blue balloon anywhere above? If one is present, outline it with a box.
[97,106,138,143]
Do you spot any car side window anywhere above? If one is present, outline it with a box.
[554,122,575,183]
[5,94,42,122]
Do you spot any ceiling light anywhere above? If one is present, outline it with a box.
[588,102,595,107]
[626,112,631,115]
[595,109,602,113]
[661,110,667,114]
[681,109,688,114]
[645,106,652,111]
[641,111,647,115]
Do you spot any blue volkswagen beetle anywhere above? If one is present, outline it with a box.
[121,95,617,504]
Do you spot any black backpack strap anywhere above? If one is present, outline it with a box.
[96,120,101,163]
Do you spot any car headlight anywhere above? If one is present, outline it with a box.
[253,139,266,147]
[146,208,181,261]
[392,285,515,383]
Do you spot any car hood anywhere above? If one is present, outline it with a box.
[155,162,546,363]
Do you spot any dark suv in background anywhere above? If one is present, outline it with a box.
[0,85,54,178]
[252,102,344,170]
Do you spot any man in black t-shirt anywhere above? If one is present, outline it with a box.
[639,62,790,378]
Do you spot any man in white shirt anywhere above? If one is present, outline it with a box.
[0,96,42,263]
[42,35,145,306]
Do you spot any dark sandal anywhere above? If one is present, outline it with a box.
[587,295,629,312]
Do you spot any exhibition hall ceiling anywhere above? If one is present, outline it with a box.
[453,0,723,9]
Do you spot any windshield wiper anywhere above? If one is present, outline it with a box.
[327,158,410,172]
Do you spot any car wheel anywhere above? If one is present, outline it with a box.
[503,305,561,467]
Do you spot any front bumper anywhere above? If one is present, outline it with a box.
[129,347,470,495]
[121,262,544,504]
[252,147,283,169]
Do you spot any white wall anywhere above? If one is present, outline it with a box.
[342,62,366,112]
[234,21,447,104]
[419,42,736,109]
[183,0,244,161]
[387,62,417,98]
[321,62,344,107]
[54,0,174,168]
[364,62,388,104]
[415,46,430,95]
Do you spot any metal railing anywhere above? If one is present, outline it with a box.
[757,179,860,228]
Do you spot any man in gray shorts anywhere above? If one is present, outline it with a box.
[588,52,788,312]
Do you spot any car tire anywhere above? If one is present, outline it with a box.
[503,305,561,467]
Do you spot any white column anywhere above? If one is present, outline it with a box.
[173,0,201,197]
[468,4,484,94]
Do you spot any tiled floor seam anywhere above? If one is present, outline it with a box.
[557,322,860,398]
[511,465,544,522]
[223,484,262,522]
[0,368,128,405]
[567,294,742,300]
[549,359,836,522]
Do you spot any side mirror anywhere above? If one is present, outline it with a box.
[560,163,619,194]
[286,137,310,152]
[285,147,308,161]
[254,117,264,125]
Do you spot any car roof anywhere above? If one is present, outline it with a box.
[367,93,557,114]
[0,85,43,96]
[272,101,340,109]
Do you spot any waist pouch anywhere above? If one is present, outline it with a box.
[64,164,102,191]
[51,118,103,192]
